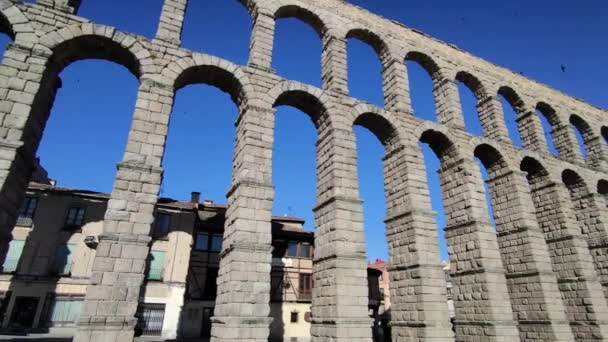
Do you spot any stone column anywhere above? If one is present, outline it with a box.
[553,123,584,163]
[582,135,607,170]
[210,105,275,342]
[433,79,465,129]
[36,0,81,14]
[74,78,173,342]
[248,10,275,72]
[476,95,510,142]
[311,127,372,342]
[485,168,574,341]
[525,170,608,341]
[155,0,188,46]
[321,34,348,94]
[517,109,548,153]
[382,57,412,116]
[384,144,454,341]
[0,44,57,265]
[440,158,519,340]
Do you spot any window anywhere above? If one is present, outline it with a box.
[195,232,223,252]
[3,240,25,273]
[136,303,166,336]
[283,241,312,259]
[195,233,209,251]
[299,243,311,258]
[298,273,312,301]
[202,268,219,299]
[210,234,223,252]
[146,251,165,281]
[46,297,82,326]
[290,311,299,323]
[153,213,171,239]
[287,241,298,257]
[64,207,86,228]
[53,244,76,276]
[17,197,38,226]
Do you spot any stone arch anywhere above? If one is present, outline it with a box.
[274,4,327,37]
[162,54,254,108]
[474,143,510,174]
[455,70,492,136]
[37,24,153,78]
[352,109,400,148]
[535,101,563,155]
[570,114,602,165]
[602,126,608,144]
[498,86,525,113]
[562,168,590,198]
[405,50,444,82]
[272,88,328,129]
[455,70,488,99]
[520,156,553,183]
[0,0,35,42]
[345,27,391,60]
[419,128,461,163]
[496,86,525,146]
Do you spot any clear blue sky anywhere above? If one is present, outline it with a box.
[7,0,607,261]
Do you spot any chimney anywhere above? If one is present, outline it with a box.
[191,191,201,204]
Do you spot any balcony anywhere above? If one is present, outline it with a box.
[298,290,312,302]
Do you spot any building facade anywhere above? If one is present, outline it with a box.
[0,183,385,341]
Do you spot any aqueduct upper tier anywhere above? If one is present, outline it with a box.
[0,0,606,341]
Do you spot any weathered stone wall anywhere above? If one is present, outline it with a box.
[0,0,606,341]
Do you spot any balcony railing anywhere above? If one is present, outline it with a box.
[298,291,312,302]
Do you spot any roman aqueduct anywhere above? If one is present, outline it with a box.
[0,0,607,341]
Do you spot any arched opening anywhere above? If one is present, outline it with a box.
[406,52,440,122]
[162,66,243,201]
[569,116,588,160]
[27,35,142,192]
[352,113,397,263]
[272,96,318,229]
[455,72,484,136]
[273,6,324,87]
[0,34,142,335]
[161,64,248,338]
[536,103,559,155]
[346,30,385,107]
[602,126,608,145]
[570,114,600,163]
[182,0,252,64]
[497,87,524,147]
[418,134,450,261]
[78,0,163,38]
[271,90,324,340]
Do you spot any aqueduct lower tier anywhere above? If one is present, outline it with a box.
[0,0,607,341]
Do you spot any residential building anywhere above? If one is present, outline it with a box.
[0,183,384,341]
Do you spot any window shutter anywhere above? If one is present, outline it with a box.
[3,240,25,273]
[147,251,165,281]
